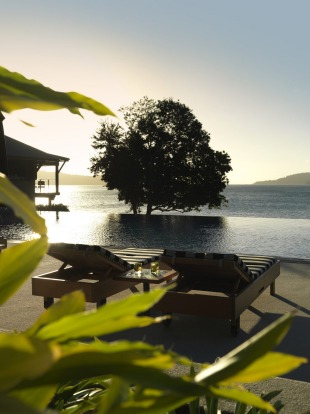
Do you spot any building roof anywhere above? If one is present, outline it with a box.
[5,135,69,165]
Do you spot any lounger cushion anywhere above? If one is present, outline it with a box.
[109,247,162,266]
[48,243,160,272]
[162,249,277,281]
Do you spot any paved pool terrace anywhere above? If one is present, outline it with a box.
[1,242,309,413]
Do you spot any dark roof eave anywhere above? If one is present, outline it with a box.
[5,135,70,163]
[9,155,70,163]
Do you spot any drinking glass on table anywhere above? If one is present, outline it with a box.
[134,262,142,277]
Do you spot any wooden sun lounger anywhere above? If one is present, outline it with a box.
[154,250,280,336]
[32,243,161,308]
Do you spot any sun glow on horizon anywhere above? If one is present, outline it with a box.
[2,1,310,184]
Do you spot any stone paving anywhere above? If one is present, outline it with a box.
[1,245,309,413]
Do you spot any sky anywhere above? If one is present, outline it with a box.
[2,0,310,184]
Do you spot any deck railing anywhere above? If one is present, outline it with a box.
[35,179,57,194]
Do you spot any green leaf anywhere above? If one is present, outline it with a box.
[39,313,157,343]
[209,386,276,413]
[206,395,219,414]
[235,401,248,414]
[0,333,59,391]
[0,393,43,414]
[10,384,58,411]
[20,119,35,127]
[195,313,293,385]
[0,237,48,305]
[0,66,115,117]
[261,389,282,402]
[26,291,86,336]
[0,174,47,235]
[51,377,109,413]
[98,390,197,414]
[55,340,178,371]
[221,352,308,384]
[97,377,130,414]
[36,289,167,342]
[17,341,204,396]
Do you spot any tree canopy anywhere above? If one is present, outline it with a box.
[90,97,232,215]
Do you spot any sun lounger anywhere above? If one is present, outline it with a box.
[154,250,280,335]
[32,243,161,308]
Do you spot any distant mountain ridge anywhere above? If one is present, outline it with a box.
[38,171,104,185]
[254,172,310,185]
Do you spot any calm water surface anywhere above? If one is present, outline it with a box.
[1,185,309,260]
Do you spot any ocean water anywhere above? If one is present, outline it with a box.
[1,185,310,260]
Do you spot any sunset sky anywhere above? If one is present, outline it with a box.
[2,0,310,184]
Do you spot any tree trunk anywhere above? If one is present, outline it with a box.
[0,112,9,175]
[132,203,138,215]
[146,203,152,215]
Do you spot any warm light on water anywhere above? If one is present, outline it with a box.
[42,213,309,259]
[1,185,310,260]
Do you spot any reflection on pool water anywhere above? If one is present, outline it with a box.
[2,212,309,260]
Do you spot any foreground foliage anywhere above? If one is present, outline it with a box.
[0,174,307,414]
[0,68,307,413]
[90,97,232,215]
[0,66,115,118]
[0,65,115,176]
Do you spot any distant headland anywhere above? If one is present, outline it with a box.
[254,172,310,185]
[38,171,104,185]
[38,171,310,186]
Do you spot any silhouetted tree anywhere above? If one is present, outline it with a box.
[90,97,232,215]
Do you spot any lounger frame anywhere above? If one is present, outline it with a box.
[154,253,280,335]
[32,266,138,308]
[32,244,161,308]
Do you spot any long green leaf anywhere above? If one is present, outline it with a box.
[26,291,86,336]
[0,237,48,305]
[16,342,204,396]
[29,360,203,395]
[51,377,110,413]
[206,395,219,414]
[97,377,130,414]
[36,289,167,342]
[209,386,276,413]
[0,174,47,235]
[0,66,115,117]
[57,340,176,371]
[39,314,157,343]
[195,313,293,385]
[220,351,307,384]
[0,333,59,391]
[10,384,58,411]
[99,390,198,414]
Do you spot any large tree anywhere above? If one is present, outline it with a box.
[90,97,232,215]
